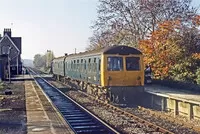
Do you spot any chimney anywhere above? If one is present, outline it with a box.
[4,28,12,37]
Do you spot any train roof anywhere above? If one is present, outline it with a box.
[52,56,66,62]
[53,45,142,61]
[103,45,142,55]
[67,45,142,57]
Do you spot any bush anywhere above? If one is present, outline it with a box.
[195,68,200,84]
[168,58,196,83]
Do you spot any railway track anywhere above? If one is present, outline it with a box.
[28,68,181,134]
[29,68,197,134]
[29,70,120,134]
[49,77,200,134]
[67,90,174,134]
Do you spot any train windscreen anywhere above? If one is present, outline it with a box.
[126,57,140,71]
[107,56,123,71]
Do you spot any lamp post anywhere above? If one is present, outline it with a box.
[8,46,12,83]
[47,50,51,68]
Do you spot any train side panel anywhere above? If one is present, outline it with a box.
[52,57,65,77]
[64,54,101,85]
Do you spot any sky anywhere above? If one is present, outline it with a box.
[0,0,98,60]
[0,0,199,60]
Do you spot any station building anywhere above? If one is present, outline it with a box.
[0,28,22,80]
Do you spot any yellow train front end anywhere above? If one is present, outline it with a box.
[100,46,144,104]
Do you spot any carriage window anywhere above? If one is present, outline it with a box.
[80,59,83,70]
[84,60,86,70]
[71,61,73,69]
[65,62,67,69]
[88,58,91,71]
[93,58,96,71]
[126,57,140,71]
[107,57,123,71]
[99,59,101,71]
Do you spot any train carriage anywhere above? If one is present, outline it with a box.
[52,45,144,104]
[101,46,144,103]
[52,56,66,80]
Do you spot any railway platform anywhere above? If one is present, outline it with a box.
[25,80,74,134]
[5,74,53,81]
[144,84,200,120]
[145,84,200,104]
[5,75,33,81]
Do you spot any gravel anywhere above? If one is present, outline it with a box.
[67,91,159,134]
[48,79,200,134]
[48,80,163,133]
[0,81,26,134]
[123,108,198,134]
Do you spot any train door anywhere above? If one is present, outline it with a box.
[124,55,144,86]
[96,58,101,85]
[104,55,125,86]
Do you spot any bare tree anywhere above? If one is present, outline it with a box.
[87,0,198,50]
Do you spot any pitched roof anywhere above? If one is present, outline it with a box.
[12,37,21,53]
[0,34,20,52]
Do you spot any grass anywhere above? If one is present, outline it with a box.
[0,82,6,90]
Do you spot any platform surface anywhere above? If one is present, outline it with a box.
[25,81,74,134]
[145,84,200,104]
[5,75,33,81]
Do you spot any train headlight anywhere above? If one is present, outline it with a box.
[108,76,112,81]
[137,76,141,85]
[137,76,141,80]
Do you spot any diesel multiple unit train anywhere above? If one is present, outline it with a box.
[52,45,145,104]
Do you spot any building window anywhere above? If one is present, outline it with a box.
[2,46,8,54]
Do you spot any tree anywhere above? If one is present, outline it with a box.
[88,0,197,50]
[33,50,55,72]
[140,15,200,82]
[33,54,46,69]
[45,50,55,68]
[139,20,184,79]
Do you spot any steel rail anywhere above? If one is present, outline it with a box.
[28,68,120,134]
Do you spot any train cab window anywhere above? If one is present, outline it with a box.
[107,57,123,71]
[126,57,140,71]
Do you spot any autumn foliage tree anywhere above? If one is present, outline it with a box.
[140,15,200,82]
[169,15,200,82]
[139,20,184,79]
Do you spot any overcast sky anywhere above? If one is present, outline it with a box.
[0,0,199,60]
